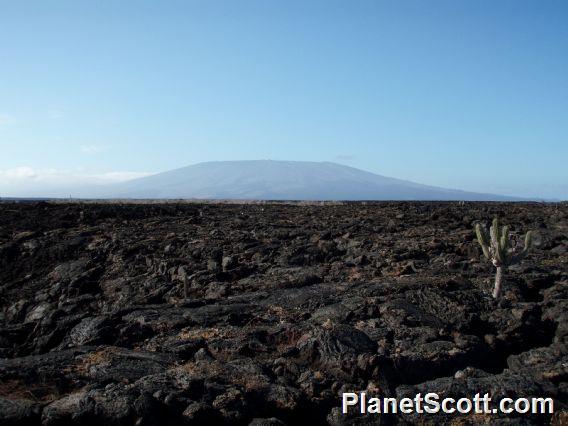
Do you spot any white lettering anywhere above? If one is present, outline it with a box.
[339,392,552,415]
[515,398,530,414]
[456,397,472,413]
[501,398,514,414]
[400,398,413,414]
[414,393,424,413]
[424,393,440,413]
[532,397,554,414]
[383,397,397,413]
[442,397,456,413]
[367,397,381,414]
[342,393,358,414]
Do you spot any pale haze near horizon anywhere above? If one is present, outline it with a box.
[0,1,567,199]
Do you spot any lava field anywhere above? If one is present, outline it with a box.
[0,201,566,425]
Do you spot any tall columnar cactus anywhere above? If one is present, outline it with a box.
[475,218,533,299]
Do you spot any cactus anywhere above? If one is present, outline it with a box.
[178,266,189,299]
[474,218,533,299]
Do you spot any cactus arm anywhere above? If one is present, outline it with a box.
[499,225,510,264]
[490,218,502,264]
[490,218,499,246]
[509,230,534,265]
[477,223,490,246]
[500,226,509,252]
[475,223,491,259]
[524,230,533,251]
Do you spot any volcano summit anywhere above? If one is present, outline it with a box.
[101,160,520,201]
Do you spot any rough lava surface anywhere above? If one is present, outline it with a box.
[0,201,566,425]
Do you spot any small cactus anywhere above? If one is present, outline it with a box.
[475,218,533,299]
[178,266,189,299]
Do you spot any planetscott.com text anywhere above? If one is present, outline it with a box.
[342,392,554,415]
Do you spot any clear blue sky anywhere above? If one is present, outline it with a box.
[1,0,567,198]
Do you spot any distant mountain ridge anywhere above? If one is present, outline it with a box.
[100,160,523,201]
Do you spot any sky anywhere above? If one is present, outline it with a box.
[0,0,567,199]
